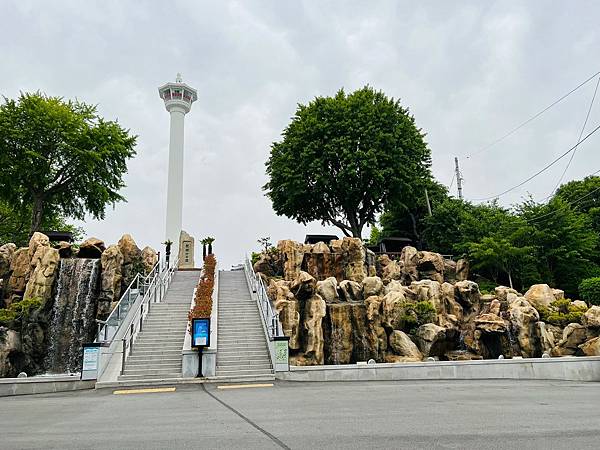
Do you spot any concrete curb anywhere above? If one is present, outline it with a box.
[276,356,600,382]
[0,376,96,397]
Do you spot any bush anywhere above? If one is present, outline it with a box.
[189,254,216,321]
[400,301,437,333]
[0,297,43,326]
[579,277,600,306]
[538,298,588,327]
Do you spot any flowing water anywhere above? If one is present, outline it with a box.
[45,259,100,374]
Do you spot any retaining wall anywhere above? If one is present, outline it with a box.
[277,356,600,382]
[0,376,95,397]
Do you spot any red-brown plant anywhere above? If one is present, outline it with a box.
[189,254,216,321]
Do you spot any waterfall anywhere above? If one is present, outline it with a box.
[45,259,100,374]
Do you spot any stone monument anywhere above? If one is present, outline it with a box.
[178,230,195,269]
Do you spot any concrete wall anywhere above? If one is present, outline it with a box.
[277,356,600,382]
[0,376,95,397]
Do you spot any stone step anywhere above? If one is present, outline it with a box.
[122,366,182,376]
[137,332,185,337]
[218,348,270,356]
[128,351,181,359]
[133,343,182,350]
[217,358,271,367]
[215,367,274,376]
[127,356,181,364]
[210,374,275,383]
[118,372,182,381]
[126,360,182,369]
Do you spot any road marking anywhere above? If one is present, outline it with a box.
[113,387,176,395]
[217,383,274,390]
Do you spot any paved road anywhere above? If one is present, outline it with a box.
[1,380,599,449]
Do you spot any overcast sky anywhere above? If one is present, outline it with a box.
[2,1,600,267]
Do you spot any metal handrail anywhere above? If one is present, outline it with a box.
[119,257,179,374]
[243,257,282,339]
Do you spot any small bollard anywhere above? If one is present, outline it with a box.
[542,352,551,358]
[427,357,435,362]
[17,372,28,378]
[498,355,504,359]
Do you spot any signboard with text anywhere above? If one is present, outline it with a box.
[192,318,211,348]
[81,343,102,380]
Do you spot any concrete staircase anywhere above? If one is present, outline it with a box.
[215,270,274,381]
[118,271,200,382]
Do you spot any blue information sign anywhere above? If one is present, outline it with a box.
[192,318,211,348]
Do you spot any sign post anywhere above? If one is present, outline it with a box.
[273,336,290,372]
[81,343,103,380]
[191,318,211,377]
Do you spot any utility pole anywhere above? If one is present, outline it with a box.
[454,157,464,200]
[424,188,432,216]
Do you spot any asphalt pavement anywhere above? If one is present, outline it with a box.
[1,380,599,449]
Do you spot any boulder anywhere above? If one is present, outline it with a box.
[571,300,588,309]
[400,246,419,283]
[364,295,387,361]
[579,337,600,356]
[0,243,16,279]
[552,323,588,356]
[455,280,481,309]
[380,256,402,284]
[508,298,540,358]
[7,248,30,296]
[456,259,469,281]
[494,286,520,303]
[0,328,22,377]
[342,237,367,282]
[98,245,124,318]
[582,306,600,328]
[291,271,317,301]
[381,290,408,331]
[384,279,404,295]
[316,277,339,303]
[274,284,300,351]
[524,284,555,310]
[552,289,565,300]
[302,294,327,364]
[78,237,106,258]
[537,321,555,354]
[414,323,459,357]
[57,241,73,258]
[414,251,445,284]
[324,303,353,364]
[389,330,422,360]
[339,280,362,302]
[443,259,457,283]
[27,232,50,260]
[141,246,158,275]
[312,242,330,254]
[362,276,384,298]
[23,247,60,303]
[475,313,506,334]
[118,234,141,265]
[278,240,305,281]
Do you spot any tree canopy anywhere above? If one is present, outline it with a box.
[264,86,432,238]
[0,92,137,236]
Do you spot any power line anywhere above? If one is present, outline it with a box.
[465,70,600,159]
[472,122,600,202]
[524,169,600,224]
[551,75,600,194]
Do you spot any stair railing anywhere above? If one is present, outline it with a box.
[119,257,179,375]
[93,257,179,379]
[244,257,288,371]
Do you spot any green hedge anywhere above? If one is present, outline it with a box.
[579,277,600,306]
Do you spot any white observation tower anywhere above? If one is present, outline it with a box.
[158,74,197,259]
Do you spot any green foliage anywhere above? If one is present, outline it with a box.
[538,298,588,327]
[400,301,436,333]
[0,297,43,326]
[264,86,432,238]
[579,277,600,306]
[0,199,83,246]
[0,92,137,234]
[251,251,262,266]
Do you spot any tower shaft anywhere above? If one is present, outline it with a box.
[165,107,186,255]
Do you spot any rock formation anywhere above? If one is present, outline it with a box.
[141,246,158,274]
[98,245,124,318]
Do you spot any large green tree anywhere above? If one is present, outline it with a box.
[0,92,137,235]
[264,86,432,238]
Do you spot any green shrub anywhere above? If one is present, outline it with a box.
[579,277,600,306]
[0,297,43,326]
[400,301,437,333]
[538,298,588,327]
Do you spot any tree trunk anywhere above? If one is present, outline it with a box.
[30,194,45,235]
[208,243,212,255]
[203,244,207,260]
